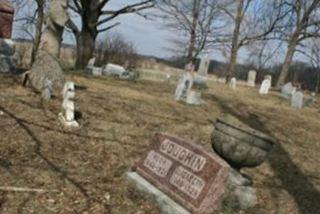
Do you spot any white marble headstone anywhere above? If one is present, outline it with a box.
[92,67,103,76]
[86,57,96,71]
[229,77,237,90]
[281,82,296,99]
[291,91,303,109]
[259,79,271,95]
[198,56,210,76]
[247,70,257,87]
[175,73,193,101]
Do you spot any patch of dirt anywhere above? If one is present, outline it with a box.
[0,73,319,213]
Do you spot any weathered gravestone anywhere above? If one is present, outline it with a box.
[0,0,14,38]
[229,77,237,90]
[175,73,193,101]
[281,82,296,99]
[291,91,303,109]
[0,1,16,73]
[0,38,16,73]
[265,75,272,82]
[198,56,210,76]
[247,70,257,87]
[58,81,79,127]
[92,67,102,76]
[186,90,202,106]
[132,133,230,214]
[259,79,271,95]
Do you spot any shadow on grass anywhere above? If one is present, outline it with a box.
[206,94,320,214]
[0,106,91,209]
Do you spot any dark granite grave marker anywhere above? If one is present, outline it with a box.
[136,133,230,213]
[0,0,14,38]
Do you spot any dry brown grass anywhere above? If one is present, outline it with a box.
[0,73,319,213]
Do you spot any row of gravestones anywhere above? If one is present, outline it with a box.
[86,58,137,81]
[229,70,314,109]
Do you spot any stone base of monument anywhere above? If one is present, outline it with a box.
[186,90,202,106]
[223,168,257,209]
[126,171,191,214]
[58,113,79,128]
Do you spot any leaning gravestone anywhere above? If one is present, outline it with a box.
[130,133,230,214]
[198,56,210,76]
[291,91,303,109]
[259,79,271,95]
[247,70,257,87]
[175,73,193,101]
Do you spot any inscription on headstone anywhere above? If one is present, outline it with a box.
[136,133,229,214]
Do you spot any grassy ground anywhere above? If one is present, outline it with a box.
[0,73,319,213]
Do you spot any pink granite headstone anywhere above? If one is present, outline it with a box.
[135,133,230,213]
[0,0,14,38]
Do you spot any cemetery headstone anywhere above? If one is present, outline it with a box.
[0,0,14,38]
[86,57,96,72]
[291,91,303,109]
[186,90,202,105]
[198,56,210,76]
[103,63,126,77]
[265,75,272,82]
[134,133,230,214]
[59,82,79,127]
[92,67,103,76]
[281,82,296,99]
[175,73,193,101]
[247,70,257,87]
[259,79,271,95]
[229,77,237,90]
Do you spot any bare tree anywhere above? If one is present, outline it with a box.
[96,33,138,67]
[296,38,320,92]
[13,0,48,65]
[222,0,288,78]
[156,0,228,63]
[67,0,154,69]
[276,0,320,88]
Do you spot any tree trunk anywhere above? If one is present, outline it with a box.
[276,34,299,88]
[186,0,200,63]
[31,1,45,65]
[75,28,96,69]
[227,0,244,78]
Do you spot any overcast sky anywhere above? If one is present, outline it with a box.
[12,0,307,64]
[13,0,178,59]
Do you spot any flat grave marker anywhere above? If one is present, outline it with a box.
[135,133,230,214]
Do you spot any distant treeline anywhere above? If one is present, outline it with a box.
[158,57,320,92]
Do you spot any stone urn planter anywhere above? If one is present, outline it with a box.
[211,117,275,169]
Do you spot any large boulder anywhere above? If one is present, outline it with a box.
[29,50,65,95]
